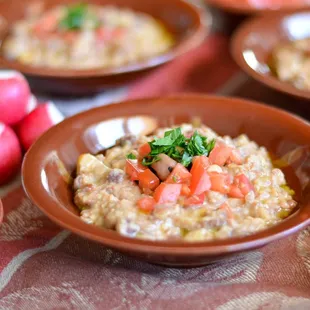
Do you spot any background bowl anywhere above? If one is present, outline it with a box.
[22,94,310,267]
[231,11,310,100]
[0,0,208,95]
[205,0,310,14]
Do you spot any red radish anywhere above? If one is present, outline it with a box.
[0,123,22,185]
[17,102,64,150]
[0,70,31,125]
[26,95,38,114]
[11,95,38,132]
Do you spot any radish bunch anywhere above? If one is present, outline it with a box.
[0,71,64,185]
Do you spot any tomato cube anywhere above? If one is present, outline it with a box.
[180,184,191,196]
[190,158,211,195]
[137,197,156,213]
[209,172,232,194]
[209,143,232,166]
[228,174,254,198]
[153,183,182,204]
[166,163,192,185]
[184,193,205,207]
[138,169,160,190]
[138,143,151,157]
[125,159,146,181]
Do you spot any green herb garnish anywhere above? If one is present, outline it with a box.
[58,3,99,30]
[126,153,137,159]
[141,128,215,167]
[142,155,160,166]
[172,175,179,183]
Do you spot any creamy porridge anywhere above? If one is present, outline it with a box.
[73,123,296,241]
[2,3,174,69]
[269,38,310,90]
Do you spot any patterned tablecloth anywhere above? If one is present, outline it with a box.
[0,31,310,309]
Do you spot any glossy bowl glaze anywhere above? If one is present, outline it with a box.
[205,0,310,14]
[231,11,310,100]
[22,95,310,267]
[0,0,208,95]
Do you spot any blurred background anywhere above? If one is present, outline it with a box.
[1,0,310,187]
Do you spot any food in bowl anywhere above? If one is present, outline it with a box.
[269,38,310,90]
[2,3,174,69]
[73,123,297,241]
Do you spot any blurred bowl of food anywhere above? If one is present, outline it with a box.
[22,94,310,267]
[0,0,209,95]
[231,11,310,100]
[205,0,310,14]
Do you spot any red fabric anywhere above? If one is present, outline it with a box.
[128,35,239,99]
[0,187,309,309]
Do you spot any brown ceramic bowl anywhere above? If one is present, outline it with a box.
[205,0,310,14]
[231,11,310,100]
[0,0,208,95]
[22,94,310,267]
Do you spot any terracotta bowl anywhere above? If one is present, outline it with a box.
[205,0,310,14]
[0,0,208,95]
[231,11,310,100]
[22,94,310,267]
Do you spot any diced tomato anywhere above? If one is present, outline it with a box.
[153,183,182,204]
[228,174,254,198]
[228,185,244,198]
[227,149,243,165]
[184,193,205,207]
[180,184,191,196]
[209,172,232,194]
[138,169,160,191]
[33,13,58,36]
[209,143,232,166]
[96,27,125,42]
[166,163,192,185]
[219,202,234,223]
[137,197,156,213]
[235,174,254,195]
[62,31,78,42]
[138,143,151,157]
[125,159,146,181]
[190,156,210,176]
[190,157,211,195]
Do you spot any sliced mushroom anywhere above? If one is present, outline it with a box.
[151,153,177,181]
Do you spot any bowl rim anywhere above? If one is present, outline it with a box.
[22,94,310,256]
[231,11,310,100]
[0,0,210,78]
[205,0,310,14]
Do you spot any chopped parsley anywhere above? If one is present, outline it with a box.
[126,153,137,160]
[172,175,179,183]
[140,127,215,167]
[58,3,100,31]
[141,156,160,166]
